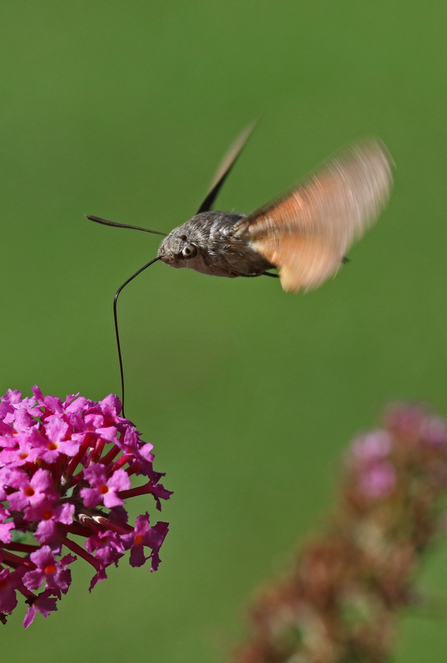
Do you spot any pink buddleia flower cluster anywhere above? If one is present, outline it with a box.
[0,387,172,627]
[231,404,447,663]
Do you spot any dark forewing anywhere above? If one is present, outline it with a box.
[196,121,257,214]
[240,140,393,292]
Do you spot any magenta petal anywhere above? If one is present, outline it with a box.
[134,513,150,536]
[8,492,30,511]
[146,521,169,550]
[34,591,59,616]
[65,396,93,413]
[14,409,35,431]
[23,606,37,629]
[0,420,15,437]
[0,521,15,543]
[129,545,146,567]
[84,413,105,429]
[83,463,108,488]
[29,545,55,569]
[150,482,173,510]
[0,505,10,522]
[139,443,154,460]
[108,468,131,493]
[43,395,63,414]
[31,385,45,404]
[121,427,140,452]
[47,567,72,594]
[80,487,102,508]
[23,591,58,628]
[89,567,107,592]
[127,517,168,568]
[23,568,46,591]
[86,530,124,566]
[95,426,118,442]
[55,503,75,524]
[0,569,18,613]
[99,394,122,418]
[57,439,81,457]
[150,551,161,572]
[45,416,69,442]
[8,468,30,489]
[103,492,125,508]
[3,389,22,405]
[31,468,54,492]
[35,519,58,543]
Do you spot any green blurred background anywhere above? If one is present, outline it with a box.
[2,0,447,660]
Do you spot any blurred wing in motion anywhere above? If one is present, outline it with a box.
[240,140,393,292]
[197,121,257,214]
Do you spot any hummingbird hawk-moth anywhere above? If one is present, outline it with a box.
[87,124,393,412]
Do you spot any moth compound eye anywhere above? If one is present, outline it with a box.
[182,244,197,259]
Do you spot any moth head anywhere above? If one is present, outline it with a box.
[158,231,198,267]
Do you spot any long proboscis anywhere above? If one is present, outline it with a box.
[114,256,162,418]
[86,215,167,237]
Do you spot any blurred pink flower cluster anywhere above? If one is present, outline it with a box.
[0,387,171,627]
[232,404,447,663]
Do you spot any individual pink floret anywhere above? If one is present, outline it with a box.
[123,514,169,570]
[0,567,25,614]
[85,530,126,566]
[23,547,76,595]
[26,502,75,543]
[0,434,43,467]
[33,416,81,463]
[81,464,131,508]
[23,590,58,628]
[8,468,59,511]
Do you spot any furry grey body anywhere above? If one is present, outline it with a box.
[157,211,273,278]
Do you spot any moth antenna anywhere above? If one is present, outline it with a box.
[86,215,167,237]
[114,256,162,417]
